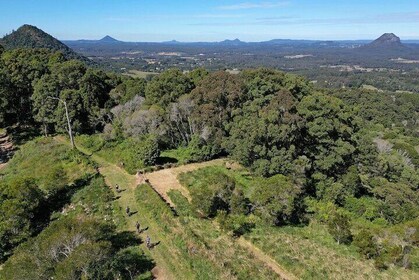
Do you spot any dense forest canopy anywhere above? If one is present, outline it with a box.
[0,41,418,278]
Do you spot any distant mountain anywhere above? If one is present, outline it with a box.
[99,35,120,43]
[0,24,86,60]
[162,40,183,45]
[219,39,246,46]
[366,33,405,49]
[262,38,316,45]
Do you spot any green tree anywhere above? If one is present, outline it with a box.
[32,74,60,135]
[0,178,43,261]
[1,48,56,124]
[145,68,193,107]
[353,229,378,259]
[251,175,302,225]
[327,211,352,244]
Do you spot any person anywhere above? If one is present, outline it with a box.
[146,235,151,249]
[136,221,140,232]
[115,184,121,193]
[126,206,130,216]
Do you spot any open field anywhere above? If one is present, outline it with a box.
[123,70,159,79]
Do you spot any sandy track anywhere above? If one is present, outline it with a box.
[140,159,226,207]
[143,158,297,280]
[238,238,297,280]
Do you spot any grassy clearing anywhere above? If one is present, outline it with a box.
[160,147,194,164]
[150,188,282,280]
[0,137,96,192]
[124,70,159,79]
[71,136,284,279]
[177,166,419,280]
[178,165,255,197]
[245,224,418,280]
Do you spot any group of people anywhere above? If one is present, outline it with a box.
[116,183,157,250]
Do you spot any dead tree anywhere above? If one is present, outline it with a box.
[47,96,75,149]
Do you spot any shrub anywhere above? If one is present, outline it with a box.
[353,229,379,259]
[251,174,302,225]
[76,134,105,152]
[326,211,352,244]
[189,173,235,218]
[217,211,255,237]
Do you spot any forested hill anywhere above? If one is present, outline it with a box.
[0,24,86,61]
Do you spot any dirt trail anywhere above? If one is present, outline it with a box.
[142,159,225,207]
[55,136,296,279]
[144,158,297,280]
[55,136,174,280]
[0,132,15,169]
[237,238,297,280]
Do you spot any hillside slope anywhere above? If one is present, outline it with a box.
[1,24,86,61]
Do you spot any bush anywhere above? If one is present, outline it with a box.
[353,229,378,259]
[217,211,255,237]
[251,174,303,225]
[98,135,160,174]
[180,167,249,218]
[326,211,352,245]
[76,134,105,152]
[392,141,419,167]
[189,173,236,218]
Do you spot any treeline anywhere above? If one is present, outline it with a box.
[0,47,118,133]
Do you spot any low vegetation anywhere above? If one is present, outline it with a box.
[0,140,154,279]
[177,165,419,279]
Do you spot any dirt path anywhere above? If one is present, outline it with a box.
[0,133,15,169]
[144,158,297,280]
[237,238,297,280]
[55,136,174,280]
[143,159,225,207]
[55,136,296,279]
[0,163,7,170]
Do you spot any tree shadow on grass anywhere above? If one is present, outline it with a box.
[156,156,178,165]
[112,246,156,279]
[110,230,143,250]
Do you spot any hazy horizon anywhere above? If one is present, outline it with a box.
[1,0,419,42]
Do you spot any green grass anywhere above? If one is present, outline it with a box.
[245,223,418,279]
[124,70,159,79]
[168,190,194,217]
[67,176,121,222]
[160,147,194,164]
[178,165,256,197]
[137,185,280,279]
[0,137,96,193]
[178,166,419,280]
[75,134,105,153]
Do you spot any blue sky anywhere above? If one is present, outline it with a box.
[1,0,418,41]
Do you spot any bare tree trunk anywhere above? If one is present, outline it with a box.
[43,122,48,137]
[47,96,75,149]
[63,100,75,149]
